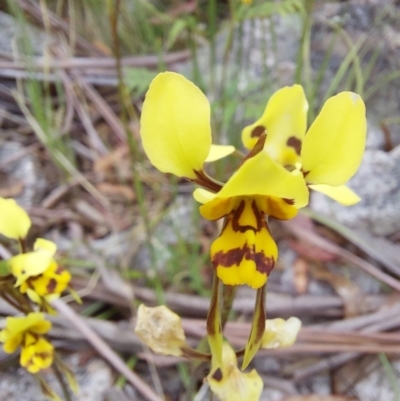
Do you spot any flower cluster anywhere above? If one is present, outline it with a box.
[0,197,75,375]
[138,71,366,400]
[0,312,53,373]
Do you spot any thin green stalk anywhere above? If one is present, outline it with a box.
[207,0,218,92]
[379,353,400,401]
[216,0,237,143]
[108,0,164,303]
[53,362,72,401]
[294,0,314,87]
[188,22,203,88]
[295,0,315,121]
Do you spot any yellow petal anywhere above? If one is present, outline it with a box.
[193,188,217,204]
[0,197,31,240]
[0,312,52,355]
[33,238,57,255]
[20,337,54,373]
[5,313,42,334]
[301,92,366,186]
[2,333,23,353]
[10,252,53,286]
[242,85,308,166]
[216,152,309,208]
[210,198,278,289]
[310,184,361,206]
[200,197,238,221]
[207,342,263,401]
[140,72,212,179]
[205,144,236,162]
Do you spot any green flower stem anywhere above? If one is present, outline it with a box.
[52,361,72,401]
[1,285,33,314]
[181,346,211,361]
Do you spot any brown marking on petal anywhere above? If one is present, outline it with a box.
[55,265,64,274]
[286,136,302,156]
[254,252,275,275]
[37,351,53,361]
[251,200,264,231]
[46,278,57,294]
[302,169,310,178]
[231,200,265,233]
[212,243,275,276]
[213,246,250,268]
[283,198,295,205]
[212,368,223,382]
[250,125,267,138]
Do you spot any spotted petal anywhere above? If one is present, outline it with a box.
[242,85,308,166]
[301,92,366,186]
[140,72,212,179]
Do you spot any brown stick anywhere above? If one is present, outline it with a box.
[51,299,164,401]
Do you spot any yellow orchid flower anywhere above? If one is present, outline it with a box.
[0,197,31,240]
[10,238,58,287]
[206,342,263,401]
[194,150,308,289]
[0,312,54,373]
[20,336,54,373]
[9,238,71,309]
[141,72,309,289]
[20,260,71,306]
[242,86,367,206]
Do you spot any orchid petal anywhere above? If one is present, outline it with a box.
[140,72,212,179]
[216,152,309,208]
[206,145,236,162]
[301,92,366,186]
[310,184,361,205]
[242,85,308,166]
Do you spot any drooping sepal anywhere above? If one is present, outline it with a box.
[242,285,266,370]
[309,184,361,205]
[206,273,223,368]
